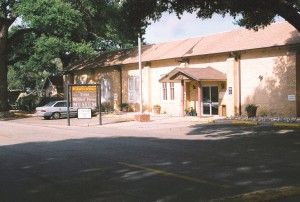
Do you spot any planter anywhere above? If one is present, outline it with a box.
[245,104,258,118]
[134,114,150,122]
[121,106,129,112]
[247,109,257,118]
[190,112,197,116]
[119,103,129,112]
[153,106,161,115]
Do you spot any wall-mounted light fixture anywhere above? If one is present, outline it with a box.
[258,75,263,81]
[192,84,196,89]
[221,82,226,89]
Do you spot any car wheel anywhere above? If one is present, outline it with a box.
[52,112,61,119]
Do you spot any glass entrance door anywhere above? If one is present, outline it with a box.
[202,86,219,116]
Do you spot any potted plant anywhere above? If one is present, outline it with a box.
[153,104,161,115]
[190,107,197,116]
[185,108,191,116]
[245,104,258,118]
[119,102,129,112]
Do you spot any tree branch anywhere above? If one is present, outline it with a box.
[273,1,300,32]
[8,28,42,46]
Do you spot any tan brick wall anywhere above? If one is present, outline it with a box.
[73,69,95,84]
[121,64,155,112]
[149,60,182,114]
[73,67,121,111]
[240,48,297,117]
[95,67,121,111]
[296,50,300,117]
[68,47,299,117]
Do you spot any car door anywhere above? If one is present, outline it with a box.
[53,101,68,117]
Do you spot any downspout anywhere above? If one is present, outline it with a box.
[181,80,185,116]
[197,81,202,118]
[236,55,242,116]
[118,66,122,104]
[138,33,143,114]
[231,52,242,116]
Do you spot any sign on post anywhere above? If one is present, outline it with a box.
[71,86,97,108]
[67,84,101,126]
[77,108,92,119]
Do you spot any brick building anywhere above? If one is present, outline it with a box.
[65,21,300,118]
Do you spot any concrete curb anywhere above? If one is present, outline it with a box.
[192,118,215,123]
[231,120,259,125]
[273,123,300,128]
[101,114,121,118]
[100,114,134,119]
[210,185,300,202]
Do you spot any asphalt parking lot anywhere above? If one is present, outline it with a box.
[0,115,300,202]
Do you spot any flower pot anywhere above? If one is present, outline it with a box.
[247,109,257,118]
[153,106,161,115]
[121,106,128,112]
[245,104,258,118]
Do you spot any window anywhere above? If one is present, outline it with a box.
[162,82,168,100]
[170,83,175,100]
[162,82,175,101]
[101,79,111,102]
[54,101,67,107]
[128,77,140,103]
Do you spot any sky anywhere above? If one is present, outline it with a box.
[144,12,284,44]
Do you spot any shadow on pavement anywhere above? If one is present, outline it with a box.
[0,125,299,202]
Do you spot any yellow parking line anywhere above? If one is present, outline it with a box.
[118,162,230,188]
[192,119,215,123]
[273,123,300,128]
[232,120,259,125]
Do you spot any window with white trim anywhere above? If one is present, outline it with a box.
[128,77,139,103]
[162,82,168,100]
[162,82,175,101]
[101,79,111,102]
[170,82,175,100]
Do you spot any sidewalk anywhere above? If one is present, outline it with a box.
[2,111,300,128]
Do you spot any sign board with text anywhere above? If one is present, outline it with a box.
[288,95,296,101]
[71,86,98,108]
[67,84,101,126]
[77,108,92,119]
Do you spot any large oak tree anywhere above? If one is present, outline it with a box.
[121,0,300,35]
[0,0,136,112]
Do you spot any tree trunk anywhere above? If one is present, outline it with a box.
[0,24,9,112]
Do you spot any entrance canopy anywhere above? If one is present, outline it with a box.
[159,66,227,82]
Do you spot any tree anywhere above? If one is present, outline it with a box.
[121,0,300,36]
[167,0,300,32]
[0,0,136,112]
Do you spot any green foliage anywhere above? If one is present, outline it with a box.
[15,0,86,38]
[245,104,258,112]
[121,0,300,36]
[5,0,137,91]
[119,102,129,108]
[1,0,138,111]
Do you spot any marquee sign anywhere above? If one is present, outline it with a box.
[67,84,101,126]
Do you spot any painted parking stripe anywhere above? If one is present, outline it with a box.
[273,123,300,128]
[118,162,231,188]
[232,120,259,125]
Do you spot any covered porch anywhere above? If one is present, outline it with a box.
[159,67,227,118]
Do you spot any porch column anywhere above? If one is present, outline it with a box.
[181,80,185,116]
[197,81,202,118]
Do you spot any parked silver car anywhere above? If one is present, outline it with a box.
[35,100,79,119]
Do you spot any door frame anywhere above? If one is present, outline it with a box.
[202,85,219,116]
